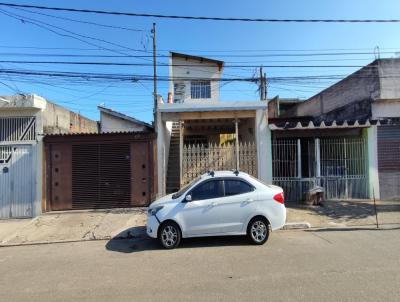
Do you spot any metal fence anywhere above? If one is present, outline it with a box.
[272,137,368,202]
[182,142,257,185]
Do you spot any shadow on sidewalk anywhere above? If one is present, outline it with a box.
[105,226,250,253]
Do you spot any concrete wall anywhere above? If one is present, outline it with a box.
[170,55,223,103]
[285,61,380,120]
[378,59,400,100]
[372,100,400,119]
[100,112,147,133]
[42,101,98,134]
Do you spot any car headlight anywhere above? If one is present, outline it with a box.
[148,206,164,216]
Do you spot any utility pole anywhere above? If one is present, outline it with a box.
[263,72,267,101]
[152,23,157,128]
[259,66,267,101]
[259,66,264,101]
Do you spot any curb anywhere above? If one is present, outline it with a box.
[282,222,312,230]
[0,233,147,248]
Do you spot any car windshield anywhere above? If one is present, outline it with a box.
[171,176,201,199]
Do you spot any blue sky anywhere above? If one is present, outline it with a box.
[0,0,399,122]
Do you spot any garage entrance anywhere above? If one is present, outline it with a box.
[44,132,156,211]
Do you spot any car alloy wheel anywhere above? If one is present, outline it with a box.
[247,218,270,245]
[159,222,181,249]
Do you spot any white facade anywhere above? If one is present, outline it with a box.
[157,101,270,196]
[169,52,224,103]
[99,106,152,133]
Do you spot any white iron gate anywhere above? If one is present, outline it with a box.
[0,145,34,218]
[272,137,368,202]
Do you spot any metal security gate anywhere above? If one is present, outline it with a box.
[377,125,400,200]
[71,143,131,209]
[181,142,258,185]
[272,137,368,202]
[0,145,34,218]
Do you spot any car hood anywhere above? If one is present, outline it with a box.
[149,193,178,208]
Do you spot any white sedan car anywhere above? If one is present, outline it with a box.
[147,171,286,249]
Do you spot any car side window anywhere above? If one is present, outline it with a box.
[190,180,224,201]
[224,179,254,196]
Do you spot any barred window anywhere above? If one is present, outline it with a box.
[191,81,211,99]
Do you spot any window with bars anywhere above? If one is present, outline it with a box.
[191,81,211,99]
[0,117,36,142]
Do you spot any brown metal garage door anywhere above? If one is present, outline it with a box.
[72,143,131,209]
[45,132,156,211]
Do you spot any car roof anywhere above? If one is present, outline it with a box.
[200,170,251,180]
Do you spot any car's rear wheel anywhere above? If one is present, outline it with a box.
[158,221,181,249]
[247,217,270,245]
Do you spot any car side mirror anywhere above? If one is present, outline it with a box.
[184,194,192,202]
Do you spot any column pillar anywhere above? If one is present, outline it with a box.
[179,121,183,187]
[235,118,240,171]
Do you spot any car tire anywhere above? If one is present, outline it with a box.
[158,221,181,249]
[247,217,270,245]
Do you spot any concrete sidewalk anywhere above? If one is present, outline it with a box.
[287,199,400,228]
[0,200,399,246]
[0,208,147,246]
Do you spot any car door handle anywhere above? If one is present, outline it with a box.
[209,201,216,207]
[243,198,254,204]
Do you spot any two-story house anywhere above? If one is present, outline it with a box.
[156,52,270,195]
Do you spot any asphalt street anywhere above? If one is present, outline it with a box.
[0,227,399,302]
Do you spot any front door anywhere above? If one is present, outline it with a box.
[179,179,224,236]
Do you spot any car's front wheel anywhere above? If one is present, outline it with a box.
[158,221,181,249]
[247,217,270,245]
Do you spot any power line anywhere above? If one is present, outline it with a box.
[0,51,395,58]
[0,2,399,23]
[0,45,399,54]
[3,67,400,82]
[0,8,148,55]
[10,6,145,32]
[0,60,370,68]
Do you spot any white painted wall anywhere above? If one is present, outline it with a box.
[100,112,147,133]
[156,114,172,197]
[255,108,272,183]
[170,55,223,103]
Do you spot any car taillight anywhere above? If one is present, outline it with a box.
[273,192,284,204]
